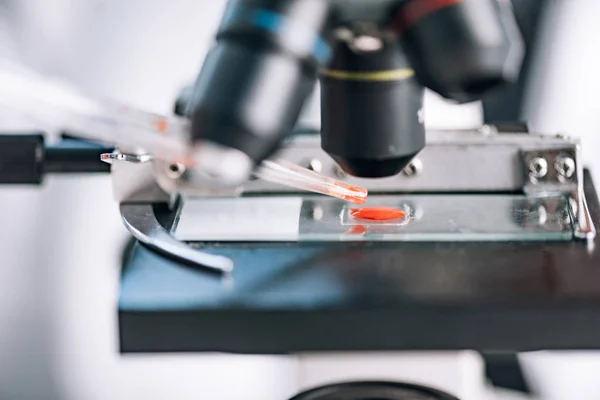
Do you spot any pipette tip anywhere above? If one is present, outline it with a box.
[256,159,368,204]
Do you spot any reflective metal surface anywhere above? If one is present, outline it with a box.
[188,140,254,187]
[573,189,596,241]
[174,194,573,242]
[110,157,170,203]
[521,146,596,240]
[242,131,581,193]
[100,152,153,164]
[120,204,233,273]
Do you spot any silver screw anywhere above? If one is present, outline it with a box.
[528,157,548,180]
[555,156,576,180]
[401,158,422,177]
[165,162,186,179]
[305,159,322,174]
[333,164,347,179]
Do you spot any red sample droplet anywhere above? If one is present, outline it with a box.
[350,206,406,221]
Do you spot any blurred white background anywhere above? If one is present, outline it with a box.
[0,1,600,399]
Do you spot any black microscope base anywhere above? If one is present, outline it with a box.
[119,171,600,354]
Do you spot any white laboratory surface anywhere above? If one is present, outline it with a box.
[1,1,600,399]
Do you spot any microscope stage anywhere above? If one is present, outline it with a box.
[118,171,600,354]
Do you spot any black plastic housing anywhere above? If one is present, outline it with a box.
[394,0,524,103]
[320,39,425,178]
[0,134,44,184]
[187,0,333,164]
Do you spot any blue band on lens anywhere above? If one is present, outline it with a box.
[248,9,331,64]
[253,9,283,32]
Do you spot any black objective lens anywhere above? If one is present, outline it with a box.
[187,0,332,169]
[394,0,524,103]
[320,38,425,178]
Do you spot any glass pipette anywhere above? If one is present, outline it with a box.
[0,61,368,203]
[256,159,368,204]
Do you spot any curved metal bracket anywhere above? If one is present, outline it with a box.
[572,189,596,241]
[120,203,233,274]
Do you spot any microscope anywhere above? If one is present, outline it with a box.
[2,0,600,399]
[114,1,595,399]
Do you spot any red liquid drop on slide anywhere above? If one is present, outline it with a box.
[350,207,406,221]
